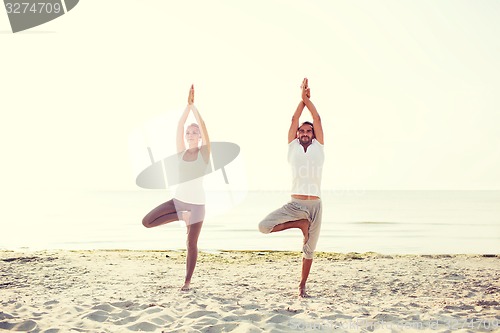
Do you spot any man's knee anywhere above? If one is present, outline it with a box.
[302,243,315,259]
[258,221,272,234]
[302,251,314,260]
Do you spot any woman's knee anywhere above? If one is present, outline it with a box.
[142,207,159,228]
[142,218,150,228]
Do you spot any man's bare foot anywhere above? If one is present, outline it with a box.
[299,286,310,298]
[180,282,190,291]
[297,220,310,244]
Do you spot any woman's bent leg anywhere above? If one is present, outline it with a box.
[142,199,179,228]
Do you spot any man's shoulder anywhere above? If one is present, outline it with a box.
[288,139,300,149]
[312,139,323,146]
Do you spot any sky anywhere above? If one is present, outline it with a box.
[1,0,499,198]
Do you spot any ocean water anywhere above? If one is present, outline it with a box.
[2,191,499,254]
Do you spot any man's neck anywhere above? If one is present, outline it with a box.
[300,141,312,152]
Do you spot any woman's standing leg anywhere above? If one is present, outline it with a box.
[181,220,203,291]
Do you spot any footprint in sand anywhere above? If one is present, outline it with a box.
[91,303,116,312]
[113,315,141,325]
[127,321,160,332]
[183,310,219,319]
[266,314,291,324]
[0,319,38,332]
[82,310,109,323]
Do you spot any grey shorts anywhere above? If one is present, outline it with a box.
[173,198,205,225]
[258,198,322,259]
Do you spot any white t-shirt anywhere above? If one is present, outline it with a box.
[288,139,324,197]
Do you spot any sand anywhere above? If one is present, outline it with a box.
[1,250,499,332]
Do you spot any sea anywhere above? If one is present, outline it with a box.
[2,190,499,255]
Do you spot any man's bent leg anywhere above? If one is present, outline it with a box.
[258,201,312,296]
[258,202,309,234]
[270,219,310,244]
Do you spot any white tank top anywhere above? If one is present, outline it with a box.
[288,139,324,196]
[174,150,209,204]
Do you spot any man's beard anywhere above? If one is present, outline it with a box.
[299,136,311,144]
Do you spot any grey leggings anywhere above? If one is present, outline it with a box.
[143,198,205,227]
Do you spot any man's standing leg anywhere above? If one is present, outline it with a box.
[300,258,313,297]
[299,200,322,297]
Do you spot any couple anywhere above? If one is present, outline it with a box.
[142,79,324,297]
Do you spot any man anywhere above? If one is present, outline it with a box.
[259,78,324,297]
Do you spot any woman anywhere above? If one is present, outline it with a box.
[142,85,210,291]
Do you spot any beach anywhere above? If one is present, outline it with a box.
[1,250,499,332]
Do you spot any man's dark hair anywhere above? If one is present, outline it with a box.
[298,121,315,138]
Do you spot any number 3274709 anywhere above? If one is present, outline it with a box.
[5,2,62,14]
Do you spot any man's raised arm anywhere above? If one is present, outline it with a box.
[288,101,305,144]
[302,78,323,145]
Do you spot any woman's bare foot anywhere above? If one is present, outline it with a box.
[181,282,190,291]
[299,285,310,298]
